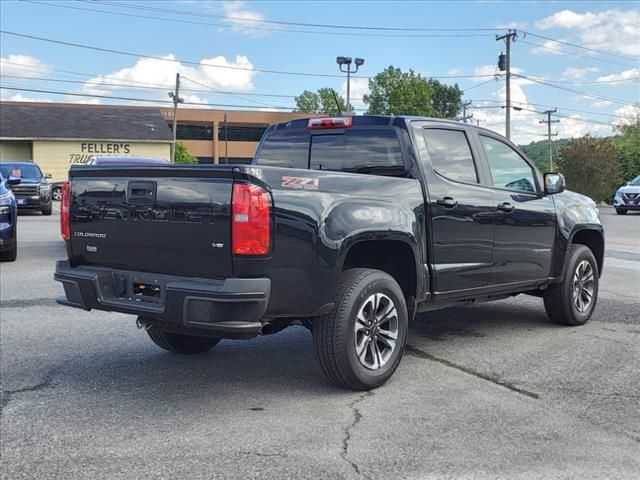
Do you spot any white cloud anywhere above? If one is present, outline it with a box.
[496,21,528,29]
[341,77,369,108]
[613,104,640,126]
[530,39,568,56]
[561,66,599,80]
[447,67,464,76]
[535,9,640,56]
[591,100,613,108]
[0,54,53,78]
[81,54,257,101]
[474,64,499,77]
[221,1,267,37]
[0,93,52,103]
[596,67,640,84]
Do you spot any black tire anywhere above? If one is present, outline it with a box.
[145,323,220,354]
[615,208,627,215]
[0,242,17,262]
[42,203,53,216]
[52,187,62,201]
[544,245,599,326]
[312,268,408,391]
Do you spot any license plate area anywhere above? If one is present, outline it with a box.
[94,271,166,310]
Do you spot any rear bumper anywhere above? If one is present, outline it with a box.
[54,261,270,338]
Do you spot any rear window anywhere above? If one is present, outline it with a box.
[310,129,403,171]
[256,130,310,169]
[256,128,404,173]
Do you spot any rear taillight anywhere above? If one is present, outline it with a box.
[60,181,71,241]
[232,183,272,256]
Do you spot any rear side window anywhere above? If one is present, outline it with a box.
[256,130,310,169]
[424,128,478,183]
[422,129,478,184]
[310,129,403,172]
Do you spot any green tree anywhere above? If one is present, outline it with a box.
[363,66,462,118]
[612,115,640,182]
[557,136,621,202]
[520,138,570,172]
[294,88,348,115]
[174,142,198,164]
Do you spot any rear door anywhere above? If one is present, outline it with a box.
[414,125,495,294]
[69,167,234,279]
[475,133,557,285]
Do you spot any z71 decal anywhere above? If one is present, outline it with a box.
[281,176,319,190]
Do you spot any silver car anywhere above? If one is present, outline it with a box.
[613,175,640,215]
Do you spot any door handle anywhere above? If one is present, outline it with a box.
[497,202,514,213]
[436,196,458,209]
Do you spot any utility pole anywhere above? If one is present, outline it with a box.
[496,30,517,140]
[168,73,183,163]
[539,108,560,171]
[460,100,473,123]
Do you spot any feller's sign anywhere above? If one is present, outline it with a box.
[68,143,132,164]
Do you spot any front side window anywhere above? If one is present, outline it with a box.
[480,136,537,193]
[422,129,478,184]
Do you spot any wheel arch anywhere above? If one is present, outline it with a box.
[341,236,422,320]
[569,226,604,276]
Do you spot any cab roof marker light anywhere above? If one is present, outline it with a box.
[307,117,353,130]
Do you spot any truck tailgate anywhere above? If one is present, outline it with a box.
[68,167,233,279]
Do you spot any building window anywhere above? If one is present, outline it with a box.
[170,124,213,141]
[219,157,254,165]
[197,156,214,164]
[218,126,267,142]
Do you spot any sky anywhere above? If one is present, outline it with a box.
[1,0,639,145]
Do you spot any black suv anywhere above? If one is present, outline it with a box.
[0,161,53,215]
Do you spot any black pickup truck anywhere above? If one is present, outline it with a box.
[55,116,604,390]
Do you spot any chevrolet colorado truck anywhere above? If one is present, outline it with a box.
[54,116,604,390]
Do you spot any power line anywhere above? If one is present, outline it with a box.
[521,31,639,62]
[0,30,501,80]
[514,74,637,106]
[181,75,278,108]
[518,39,638,69]
[22,1,494,38]
[89,0,500,32]
[0,85,296,110]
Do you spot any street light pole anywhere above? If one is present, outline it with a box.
[336,56,364,114]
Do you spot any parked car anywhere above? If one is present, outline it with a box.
[0,172,20,261]
[613,175,640,215]
[54,116,604,390]
[0,161,53,215]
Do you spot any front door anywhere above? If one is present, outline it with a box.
[416,126,496,294]
[476,133,557,285]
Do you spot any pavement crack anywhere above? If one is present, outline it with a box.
[405,344,539,399]
[240,451,287,458]
[341,391,373,479]
[0,369,59,412]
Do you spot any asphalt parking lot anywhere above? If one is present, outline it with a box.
[1,208,639,479]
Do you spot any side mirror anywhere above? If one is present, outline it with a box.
[45,173,53,179]
[544,173,565,195]
[626,181,631,186]
[7,175,21,186]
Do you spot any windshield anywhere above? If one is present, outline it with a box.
[630,176,640,186]
[0,163,42,179]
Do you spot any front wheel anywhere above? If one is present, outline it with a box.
[0,242,17,262]
[42,203,52,216]
[313,268,408,391]
[52,187,62,201]
[544,245,599,326]
[145,322,220,354]
[615,208,627,215]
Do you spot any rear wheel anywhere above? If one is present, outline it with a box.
[52,187,62,201]
[544,245,598,326]
[312,268,408,391]
[615,208,627,215]
[145,322,220,354]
